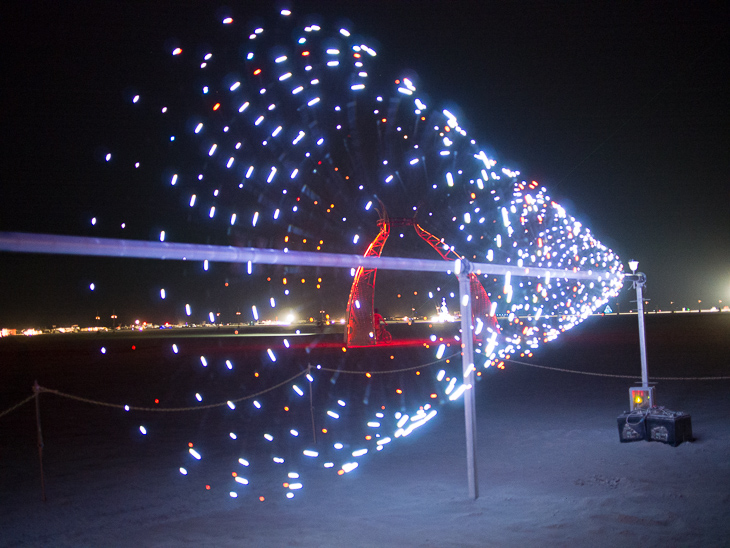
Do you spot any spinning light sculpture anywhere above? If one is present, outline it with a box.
[77,8,624,500]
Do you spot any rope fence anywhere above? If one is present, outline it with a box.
[0,394,36,419]
[0,352,459,419]
[318,351,461,374]
[0,349,462,502]
[37,368,311,412]
[2,351,727,503]
[507,358,730,381]
[3,354,729,421]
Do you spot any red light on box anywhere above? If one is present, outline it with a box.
[629,386,655,410]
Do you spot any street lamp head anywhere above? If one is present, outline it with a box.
[628,260,639,273]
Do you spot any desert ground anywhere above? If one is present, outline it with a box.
[1,313,729,547]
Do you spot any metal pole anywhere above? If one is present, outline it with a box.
[33,381,47,502]
[0,231,612,282]
[457,262,478,500]
[634,275,649,388]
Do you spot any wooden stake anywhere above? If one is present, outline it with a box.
[308,364,317,444]
[33,381,46,502]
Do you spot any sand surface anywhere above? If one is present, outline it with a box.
[1,314,729,547]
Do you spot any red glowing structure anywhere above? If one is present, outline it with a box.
[345,213,498,346]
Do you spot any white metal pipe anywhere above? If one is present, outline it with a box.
[0,232,613,281]
[635,276,649,388]
[458,266,478,500]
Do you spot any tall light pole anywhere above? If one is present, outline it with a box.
[625,260,649,388]
[618,261,693,445]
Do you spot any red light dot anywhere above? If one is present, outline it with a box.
[259,496,265,501]
[213,103,220,111]
[205,485,211,490]
[154,399,159,404]
[131,345,136,350]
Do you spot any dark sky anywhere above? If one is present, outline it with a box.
[1,0,728,327]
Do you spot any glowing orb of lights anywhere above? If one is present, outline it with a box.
[94,7,623,500]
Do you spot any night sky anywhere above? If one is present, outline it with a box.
[2,1,728,328]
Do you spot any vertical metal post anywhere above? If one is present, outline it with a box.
[33,381,47,502]
[634,276,649,388]
[308,364,317,444]
[458,263,478,500]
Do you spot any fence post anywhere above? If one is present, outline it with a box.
[308,364,317,444]
[457,261,479,500]
[33,381,47,502]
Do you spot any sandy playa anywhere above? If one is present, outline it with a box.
[1,313,729,547]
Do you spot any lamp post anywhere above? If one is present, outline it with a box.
[625,260,649,389]
[618,262,693,445]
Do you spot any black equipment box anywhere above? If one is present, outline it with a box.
[617,411,647,442]
[617,408,692,446]
[646,412,692,446]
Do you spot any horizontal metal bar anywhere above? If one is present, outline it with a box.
[0,232,614,281]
